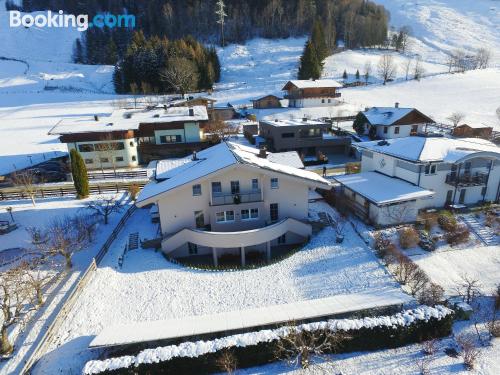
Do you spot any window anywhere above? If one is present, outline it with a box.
[216,211,235,222]
[278,234,286,244]
[394,126,400,134]
[230,181,240,194]
[194,211,204,229]
[95,142,125,151]
[115,156,124,162]
[464,162,471,175]
[100,157,109,163]
[411,125,418,135]
[159,135,182,144]
[241,208,259,220]
[130,141,135,147]
[251,178,259,191]
[270,203,279,222]
[481,186,487,196]
[383,126,388,134]
[321,99,325,103]
[84,159,93,164]
[192,184,202,196]
[212,181,222,194]
[446,190,453,204]
[459,189,466,204]
[281,132,295,138]
[328,99,331,103]
[188,242,198,255]
[78,144,94,152]
[132,155,137,161]
[270,178,279,189]
[424,164,436,175]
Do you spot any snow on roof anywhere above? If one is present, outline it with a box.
[49,106,208,135]
[283,79,343,89]
[260,118,325,127]
[357,137,500,163]
[362,107,415,126]
[137,142,330,204]
[266,151,304,169]
[334,171,434,205]
[455,123,493,129]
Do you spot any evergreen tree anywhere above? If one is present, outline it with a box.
[298,39,322,80]
[353,113,367,135]
[70,149,89,199]
[311,19,328,62]
[355,69,360,80]
[343,70,348,80]
[72,38,84,63]
[105,38,118,65]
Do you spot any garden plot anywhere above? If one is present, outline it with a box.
[33,201,409,374]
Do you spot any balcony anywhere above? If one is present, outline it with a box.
[211,190,262,206]
[284,92,341,100]
[445,172,488,186]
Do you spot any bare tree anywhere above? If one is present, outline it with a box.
[413,55,425,81]
[447,112,465,128]
[19,259,54,307]
[456,334,481,370]
[31,215,89,269]
[384,204,415,224]
[95,134,123,176]
[1,267,31,355]
[474,48,491,69]
[418,282,445,306]
[422,339,438,356]
[399,26,412,53]
[363,61,372,84]
[205,117,233,142]
[86,196,123,225]
[161,57,199,96]
[215,0,227,47]
[12,170,41,206]
[416,357,431,375]
[215,348,238,374]
[377,54,397,84]
[275,327,345,369]
[71,213,98,244]
[401,58,412,81]
[454,274,482,304]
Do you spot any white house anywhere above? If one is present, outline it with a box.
[282,79,342,108]
[354,105,435,139]
[335,136,500,226]
[136,142,331,265]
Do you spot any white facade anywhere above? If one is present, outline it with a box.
[288,97,339,108]
[68,138,139,169]
[362,123,424,139]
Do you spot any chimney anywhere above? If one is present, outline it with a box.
[192,151,198,161]
[364,107,369,112]
[163,104,167,110]
[94,115,99,121]
[395,102,400,108]
[188,107,194,116]
[258,146,267,158]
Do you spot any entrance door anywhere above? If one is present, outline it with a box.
[459,189,466,204]
[194,211,205,229]
[270,203,279,222]
[445,190,453,205]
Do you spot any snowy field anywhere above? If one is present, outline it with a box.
[33,201,408,374]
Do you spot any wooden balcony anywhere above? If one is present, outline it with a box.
[284,92,341,100]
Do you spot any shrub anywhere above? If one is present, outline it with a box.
[437,211,457,232]
[456,334,481,370]
[373,233,392,258]
[398,226,420,249]
[445,224,470,246]
[419,212,438,232]
[418,283,445,306]
[70,149,89,198]
[128,184,140,200]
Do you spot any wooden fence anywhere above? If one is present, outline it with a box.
[19,204,137,375]
[0,181,146,201]
[87,170,148,180]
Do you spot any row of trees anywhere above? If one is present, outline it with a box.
[113,32,221,95]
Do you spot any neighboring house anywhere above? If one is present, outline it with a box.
[452,124,493,140]
[213,104,238,121]
[259,118,351,159]
[49,106,210,169]
[335,136,500,225]
[282,79,342,108]
[354,104,435,139]
[136,142,330,265]
[251,95,282,109]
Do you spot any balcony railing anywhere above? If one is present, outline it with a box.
[211,190,262,206]
[284,92,341,100]
[445,172,488,186]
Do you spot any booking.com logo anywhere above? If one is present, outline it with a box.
[9,10,135,31]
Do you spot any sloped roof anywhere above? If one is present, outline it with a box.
[335,171,434,205]
[137,142,329,204]
[251,94,282,102]
[266,151,304,169]
[282,79,343,90]
[361,107,416,126]
[357,137,500,163]
[49,106,208,135]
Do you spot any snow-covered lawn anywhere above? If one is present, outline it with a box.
[32,201,408,374]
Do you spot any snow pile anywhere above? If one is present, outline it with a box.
[83,305,452,374]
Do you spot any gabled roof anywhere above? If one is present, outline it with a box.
[361,107,434,126]
[251,94,282,102]
[357,137,500,163]
[282,79,342,90]
[49,106,208,135]
[335,171,434,205]
[137,142,329,205]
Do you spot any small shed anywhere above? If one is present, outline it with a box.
[251,95,282,109]
[452,124,493,140]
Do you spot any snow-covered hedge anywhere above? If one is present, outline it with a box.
[83,305,453,375]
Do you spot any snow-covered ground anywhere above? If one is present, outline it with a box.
[33,201,409,374]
